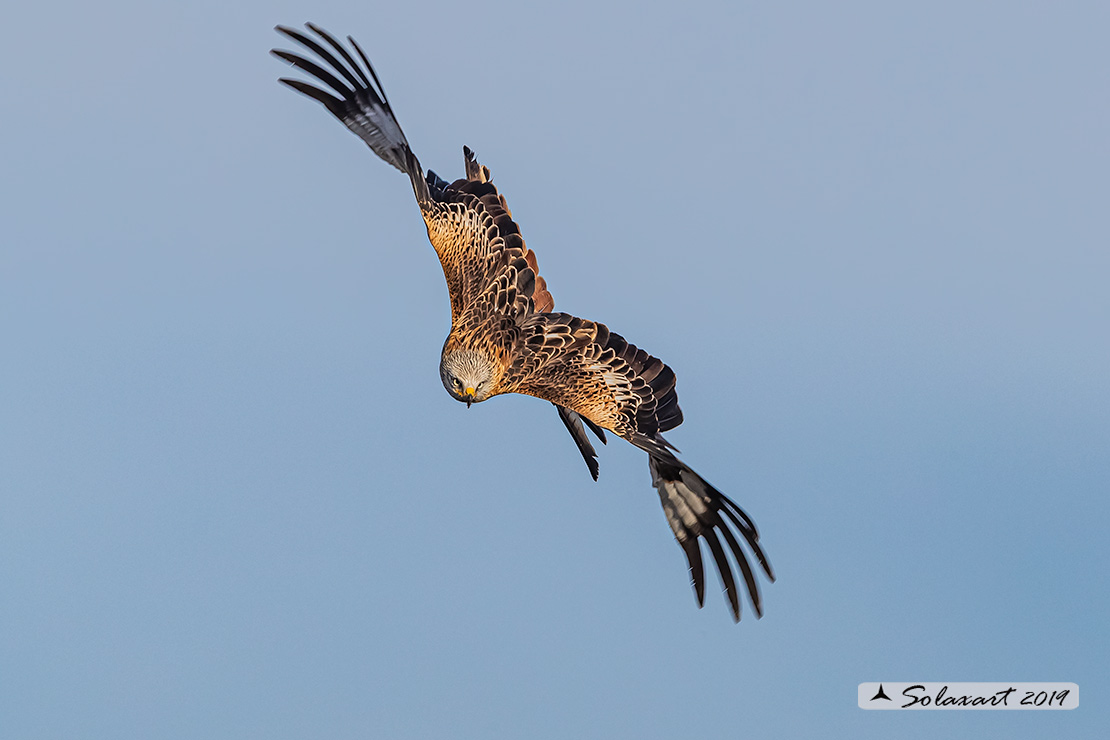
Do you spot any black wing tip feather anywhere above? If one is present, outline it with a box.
[599,330,683,437]
[273,23,367,94]
[275,77,344,116]
[647,454,772,622]
[272,23,419,179]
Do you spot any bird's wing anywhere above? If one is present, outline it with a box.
[424,164,554,323]
[272,24,416,177]
[273,25,774,621]
[648,454,775,621]
[504,313,683,442]
[271,24,552,323]
[505,312,771,621]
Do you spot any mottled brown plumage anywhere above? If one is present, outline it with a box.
[272,24,774,621]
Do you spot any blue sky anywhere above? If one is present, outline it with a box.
[2,1,1107,737]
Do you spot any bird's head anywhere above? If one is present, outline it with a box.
[440,349,498,407]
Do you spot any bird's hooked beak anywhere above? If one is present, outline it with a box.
[464,387,475,408]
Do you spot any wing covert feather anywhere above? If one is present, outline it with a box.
[505,313,683,440]
[420,170,553,323]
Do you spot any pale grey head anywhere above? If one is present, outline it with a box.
[440,349,498,407]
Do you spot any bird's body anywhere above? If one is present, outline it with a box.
[272,23,774,621]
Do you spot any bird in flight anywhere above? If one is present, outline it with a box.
[271,23,774,621]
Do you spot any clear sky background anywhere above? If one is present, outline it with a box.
[2,1,1107,738]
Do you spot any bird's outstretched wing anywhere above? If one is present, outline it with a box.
[506,313,683,440]
[271,24,552,323]
[505,312,773,620]
[426,165,554,323]
[648,454,775,620]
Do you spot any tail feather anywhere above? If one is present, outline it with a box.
[554,404,608,480]
[648,453,774,622]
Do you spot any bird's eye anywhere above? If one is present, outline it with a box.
[453,378,462,390]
